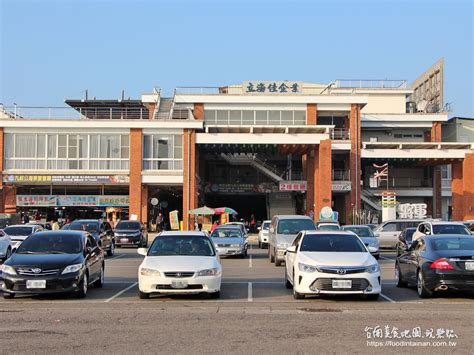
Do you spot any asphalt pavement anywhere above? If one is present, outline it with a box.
[0,234,473,354]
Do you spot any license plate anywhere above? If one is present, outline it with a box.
[465,261,474,271]
[171,280,188,289]
[120,238,129,243]
[26,280,46,289]
[332,280,352,289]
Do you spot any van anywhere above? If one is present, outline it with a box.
[268,215,316,266]
[374,219,425,248]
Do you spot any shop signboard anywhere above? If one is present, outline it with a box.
[4,175,129,184]
[204,182,278,194]
[16,195,129,207]
[332,182,352,192]
[169,210,179,230]
[243,81,303,94]
[279,181,307,191]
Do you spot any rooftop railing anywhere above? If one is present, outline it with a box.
[0,105,151,120]
[175,87,222,94]
[334,79,408,89]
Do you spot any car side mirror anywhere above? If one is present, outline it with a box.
[137,248,147,256]
[286,246,297,254]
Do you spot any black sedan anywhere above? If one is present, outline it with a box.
[68,219,115,256]
[114,220,148,247]
[395,235,474,298]
[0,231,105,299]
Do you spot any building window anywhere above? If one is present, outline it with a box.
[142,134,183,170]
[204,109,305,125]
[4,133,129,171]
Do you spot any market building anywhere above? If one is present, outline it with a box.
[1,66,473,228]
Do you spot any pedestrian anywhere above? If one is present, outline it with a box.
[250,214,256,233]
[23,213,30,224]
[51,219,60,230]
[34,212,41,221]
[156,212,164,232]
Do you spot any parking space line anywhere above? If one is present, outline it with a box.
[380,293,396,303]
[248,255,252,268]
[248,282,253,302]
[104,282,137,303]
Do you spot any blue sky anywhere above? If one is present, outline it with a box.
[1,0,473,116]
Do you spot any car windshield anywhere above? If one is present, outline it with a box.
[16,233,83,254]
[344,227,374,238]
[262,222,270,230]
[277,219,316,234]
[116,221,141,230]
[430,238,474,251]
[432,224,470,235]
[148,236,215,256]
[300,234,367,252]
[318,224,341,231]
[211,229,242,238]
[69,222,99,233]
[3,226,33,236]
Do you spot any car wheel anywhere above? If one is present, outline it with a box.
[76,273,88,298]
[293,287,304,300]
[3,293,14,299]
[395,264,408,288]
[107,242,115,256]
[270,248,275,263]
[417,270,432,298]
[94,265,104,288]
[284,268,292,289]
[139,291,150,299]
[210,291,221,299]
[366,294,380,301]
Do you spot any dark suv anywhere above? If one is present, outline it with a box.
[68,219,115,256]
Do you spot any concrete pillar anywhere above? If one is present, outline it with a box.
[317,139,332,215]
[431,122,442,142]
[451,161,463,221]
[183,129,197,230]
[349,104,361,211]
[129,128,143,221]
[462,153,474,220]
[306,104,317,125]
[141,185,148,225]
[193,103,205,120]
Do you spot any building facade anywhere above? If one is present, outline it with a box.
[1,77,473,228]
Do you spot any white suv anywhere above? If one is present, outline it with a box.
[258,220,271,248]
[412,221,470,242]
[0,230,12,261]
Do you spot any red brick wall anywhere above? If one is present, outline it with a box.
[451,161,463,221]
[306,104,317,125]
[183,129,197,230]
[317,139,332,214]
[349,104,361,210]
[431,122,442,142]
[129,128,143,221]
[462,154,474,220]
[306,150,315,215]
[433,166,442,218]
[193,103,204,120]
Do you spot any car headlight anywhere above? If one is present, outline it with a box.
[61,264,83,274]
[0,265,17,276]
[197,268,221,276]
[365,264,380,273]
[140,267,161,276]
[230,244,241,248]
[298,262,318,273]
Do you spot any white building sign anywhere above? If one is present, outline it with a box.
[332,182,352,192]
[397,203,428,219]
[243,81,302,94]
[279,181,307,191]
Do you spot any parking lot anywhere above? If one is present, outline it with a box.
[1,234,473,354]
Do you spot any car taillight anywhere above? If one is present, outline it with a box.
[430,258,454,270]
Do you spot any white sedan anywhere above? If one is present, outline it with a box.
[285,231,381,300]
[137,231,222,299]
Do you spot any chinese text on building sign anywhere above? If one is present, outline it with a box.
[398,203,427,219]
[279,181,307,191]
[243,81,302,94]
[16,195,129,207]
